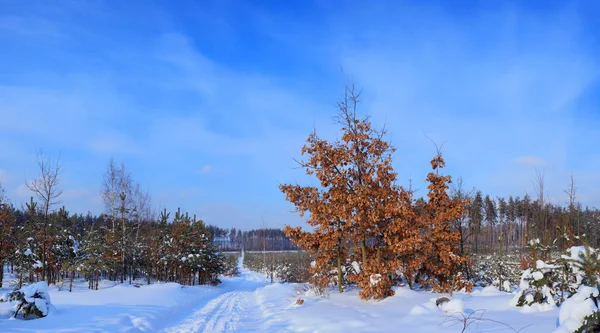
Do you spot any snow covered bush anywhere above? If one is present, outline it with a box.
[564,246,600,289]
[551,246,600,305]
[8,281,52,319]
[555,286,600,333]
[474,254,521,291]
[276,257,311,283]
[515,260,559,308]
[222,253,240,276]
[13,238,41,289]
[513,246,600,310]
[243,251,311,284]
[295,280,331,298]
[439,298,464,314]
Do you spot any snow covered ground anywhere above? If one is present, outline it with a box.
[1,256,561,332]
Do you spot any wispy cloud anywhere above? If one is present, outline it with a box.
[197,165,212,174]
[514,156,547,168]
[0,1,599,227]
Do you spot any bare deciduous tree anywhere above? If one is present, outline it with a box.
[532,168,547,245]
[102,158,120,232]
[564,175,579,241]
[26,149,63,281]
[450,177,473,258]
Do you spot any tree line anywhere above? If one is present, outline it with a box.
[451,176,599,257]
[207,226,299,251]
[0,153,304,291]
[0,154,224,290]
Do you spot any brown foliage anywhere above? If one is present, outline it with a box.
[281,85,470,300]
[0,203,16,288]
[281,85,414,299]
[413,153,471,293]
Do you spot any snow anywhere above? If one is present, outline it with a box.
[20,281,52,316]
[369,274,381,286]
[1,258,563,332]
[440,299,464,314]
[555,286,599,333]
[532,271,544,281]
[469,285,505,296]
[503,280,511,292]
[525,294,534,303]
[564,246,589,263]
[562,246,593,278]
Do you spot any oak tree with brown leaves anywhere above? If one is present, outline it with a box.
[415,152,471,293]
[282,84,472,300]
[281,85,412,299]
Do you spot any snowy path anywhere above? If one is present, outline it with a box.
[2,255,561,333]
[160,253,271,333]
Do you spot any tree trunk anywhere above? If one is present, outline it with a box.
[361,237,367,266]
[69,271,74,292]
[337,242,343,293]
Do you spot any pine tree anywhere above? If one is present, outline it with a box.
[484,195,497,252]
[54,207,82,292]
[470,191,484,254]
[80,225,108,290]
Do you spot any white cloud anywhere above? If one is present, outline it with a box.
[1,1,599,220]
[197,165,212,174]
[514,156,547,168]
[89,131,148,157]
[14,183,32,200]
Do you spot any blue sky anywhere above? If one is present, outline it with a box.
[0,0,599,229]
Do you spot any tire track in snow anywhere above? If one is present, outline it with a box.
[161,253,266,333]
[162,289,245,333]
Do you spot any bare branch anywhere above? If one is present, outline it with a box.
[26,149,63,215]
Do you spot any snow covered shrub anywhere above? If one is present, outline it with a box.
[565,246,600,288]
[513,246,600,309]
[515,260,559,307]
[222,253,240,277]
[9,281,52,319]
[550,246,600,306]
[301,281,331,298]
[275,252,311,283]
[439,298,464,314]
[13,238,41,289]
[474,254,521,292]
[0,292,8,302]
[243,251,311,283]
[555,286,600,333]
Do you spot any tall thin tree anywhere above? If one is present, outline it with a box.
[26,149,63,281]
